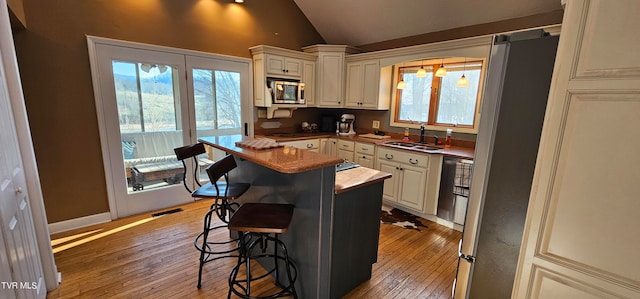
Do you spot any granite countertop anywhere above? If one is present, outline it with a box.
[198,135,392,194]
[199,135,343,174]
[256,133,475,160]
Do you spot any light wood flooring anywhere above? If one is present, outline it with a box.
[47,200,462,298]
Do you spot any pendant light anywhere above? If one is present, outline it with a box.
[416,60,427,77]
[457,58,469,87]
[435,58,447,77]
[397,63,407,89]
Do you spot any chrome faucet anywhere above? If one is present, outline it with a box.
[433,135,439,145]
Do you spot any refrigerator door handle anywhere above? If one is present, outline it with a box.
[458,239,476,263]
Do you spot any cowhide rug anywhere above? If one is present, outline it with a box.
[380,205,427,231]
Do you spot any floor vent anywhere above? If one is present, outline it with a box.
[151,208,183,217]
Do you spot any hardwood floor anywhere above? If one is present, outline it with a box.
[47,200,462,298]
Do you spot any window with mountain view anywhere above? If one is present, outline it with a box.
[112,61,180,133]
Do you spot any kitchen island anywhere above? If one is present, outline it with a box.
[199,135,391,298]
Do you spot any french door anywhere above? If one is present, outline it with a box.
[88,37,252,218]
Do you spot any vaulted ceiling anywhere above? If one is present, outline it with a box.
[293,0,563,46]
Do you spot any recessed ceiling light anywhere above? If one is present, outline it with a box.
[235,0,244,3]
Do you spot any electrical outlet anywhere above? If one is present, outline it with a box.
[372,120,380,129]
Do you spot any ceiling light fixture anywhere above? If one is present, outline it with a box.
[235,0,244,3]
[457,58,469,87]
[416,60,427,77]
[397,63,407,89]
[435,58,447,77]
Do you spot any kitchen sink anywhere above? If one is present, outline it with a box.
[382,141,443,152]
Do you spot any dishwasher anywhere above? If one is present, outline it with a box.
[437,157,473,225]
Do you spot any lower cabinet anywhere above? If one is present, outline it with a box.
[321,138,337,156]
[336,140,355,162]
[377,159,427,211]
[354,142,375,168]
[376,147,442,214]
[355,154,374,168]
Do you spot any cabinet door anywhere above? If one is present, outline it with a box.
[266,55,286,75]
[378,161,398,202]
[317,53,344,107]
[284,58,302,77]
[345,62,363,108]
[355,154,374,168]
[336,148,354,162]
[303,61,315,106]
[361,61,381,108]
[397,164,427,212]
[266,55,301,77]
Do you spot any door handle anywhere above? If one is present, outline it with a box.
[458,239,475,263]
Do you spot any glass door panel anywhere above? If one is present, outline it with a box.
[93,42,190,218]
[113,61,185,194]
[187,56,252,185]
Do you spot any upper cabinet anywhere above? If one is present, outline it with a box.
[303,45,360,108]
[345,59,391,110]
[302,61,316,106]
[249,45,317,107]
[266,55,302,78]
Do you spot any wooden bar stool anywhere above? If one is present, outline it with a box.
[174,144,250,289]
[227,203,298,299]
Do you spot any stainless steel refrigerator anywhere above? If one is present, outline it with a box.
[454,30,559,298]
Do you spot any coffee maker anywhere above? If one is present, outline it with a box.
[337,114,356,136]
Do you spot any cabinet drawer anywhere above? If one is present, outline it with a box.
[355,142,375,155]
[377,147,428,168]
[337,140,355,151]
[280,139,319,150]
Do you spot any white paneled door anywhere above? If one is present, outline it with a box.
[0,29,45,299]
[513,0,640,297]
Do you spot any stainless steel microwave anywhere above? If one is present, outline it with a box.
[269,80,305,105]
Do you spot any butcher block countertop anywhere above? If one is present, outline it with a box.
[335,166,392,194]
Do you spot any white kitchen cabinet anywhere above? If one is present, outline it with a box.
[302,60,315,106]
[321,138,337,156]
[345,60,390,110]
[249,45,316,107]
[336,148,354,162]
[354,154,374,168]
[266,55,302,78]
[336,140,355,162]
[376,147,442,214]
[316,52,344,107]
[354,142,375,168]
[303,45,360,108]
[280,139,320,152]
[377,156,427,211]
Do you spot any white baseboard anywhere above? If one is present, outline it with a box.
[48,212,111,234]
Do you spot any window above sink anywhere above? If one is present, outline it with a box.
[389,57,487,134]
